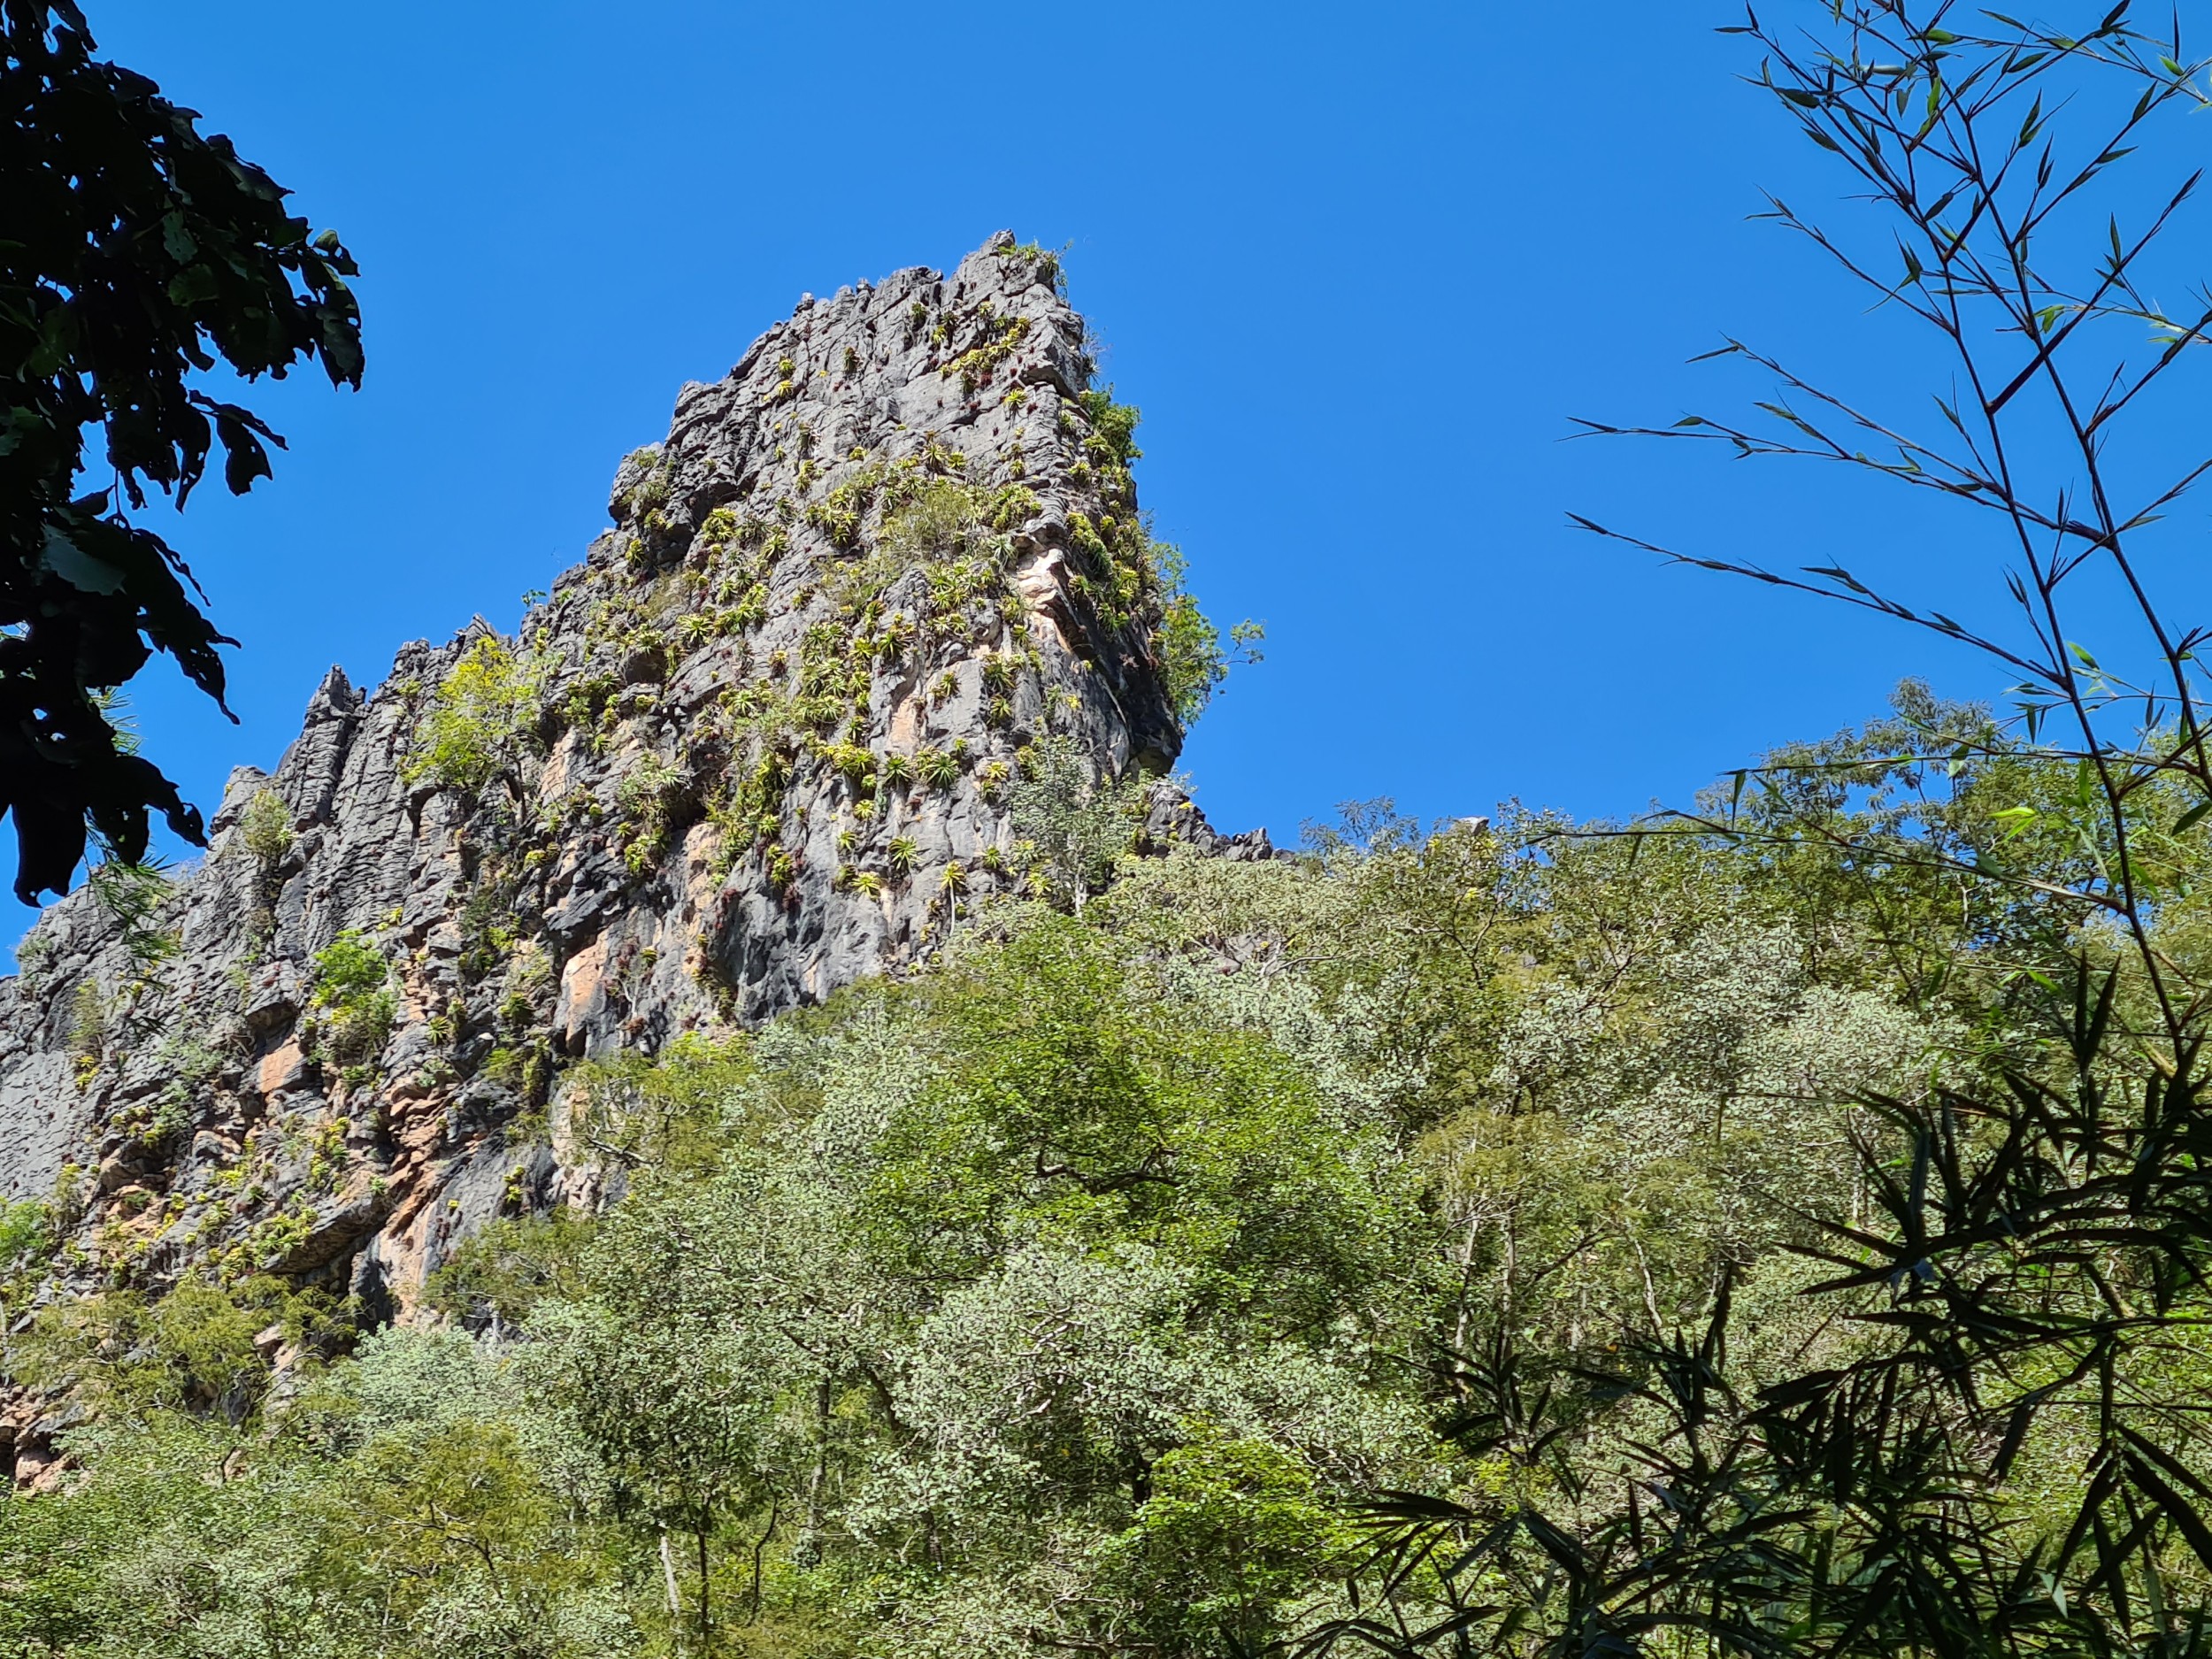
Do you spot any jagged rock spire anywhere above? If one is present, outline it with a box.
[0,239,1256,1442]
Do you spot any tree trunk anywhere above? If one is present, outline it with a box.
[659,1530,683,1656]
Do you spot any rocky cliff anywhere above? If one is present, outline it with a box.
[0,235,1271,1463]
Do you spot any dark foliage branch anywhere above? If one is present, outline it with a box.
[1310,5,2212,1655]
[0,0,361,902]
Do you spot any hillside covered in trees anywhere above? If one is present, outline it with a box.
[0,718,2166,1656]
[9,710,2212,1656]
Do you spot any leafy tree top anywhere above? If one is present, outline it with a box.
[1,0,362,901]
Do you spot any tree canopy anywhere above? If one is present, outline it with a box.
[1,0,361,901]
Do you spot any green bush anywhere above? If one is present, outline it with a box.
[311,932,386,1003]
[1078,385,1142,466]
[237,789,293,866]
[0,1198,51,1274]
[403,638,544,797]
[1148,541,1262,727]
[423,1210,595,1328]
[68,980,107,1060]
[311,931,396,1064]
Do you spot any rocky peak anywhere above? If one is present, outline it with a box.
[0,236,1257,1451]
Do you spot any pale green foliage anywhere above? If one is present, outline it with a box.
[613,749,687,870]
[309,931,396,1064]
[402,636,544,796]
[6,724,2088,1658]
[11,929,53,986]
[0,1199,49,1271]
[237,789,294,865]
[510,907,1431,1656]
[879,475,980,563]
[1005,734,1148,913]
[0,1325,636,1658]
[68,979,106,1059]
[833,472,1027,618]
[423,1210,595,1330]
[310,931,386,1003]
[10,1275,337,1424]
[1148,541,1262,726]
[0,1199,55,1320]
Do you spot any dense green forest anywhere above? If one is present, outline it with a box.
[6,692,2211,1656]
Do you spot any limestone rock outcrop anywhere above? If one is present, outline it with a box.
[0,236,1262,1432]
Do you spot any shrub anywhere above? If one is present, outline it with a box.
[69,980,106,1059]
[238,788,294,865]
[918,746,961,790]
[804,465,881,550]
[615,751,689,864]
[0,1199,52,1274]
[403,638,545,797]
[12,931,53,987]
[1078,386,1142,466]
[1008,735,1148,915]
[311,931,396,1064]
[424,1210,595,1328]
[1148,541,1263,728]
[949,314,1031,392]
[881,477,980,563]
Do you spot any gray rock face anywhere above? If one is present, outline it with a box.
[0,236,1264,1402]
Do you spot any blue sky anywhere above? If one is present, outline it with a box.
[29,1,2212,941]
